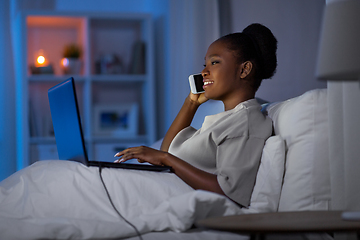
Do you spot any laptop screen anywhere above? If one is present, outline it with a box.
[48,77,88,164]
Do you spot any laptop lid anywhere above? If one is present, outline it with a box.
[48,77,89,164]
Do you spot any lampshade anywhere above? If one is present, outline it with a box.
[316,0,360,80]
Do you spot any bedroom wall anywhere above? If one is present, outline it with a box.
[229,0,327,103]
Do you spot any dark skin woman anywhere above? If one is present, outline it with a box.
[115,23,278,207]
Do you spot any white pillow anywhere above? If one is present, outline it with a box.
[267,89,330,211]
[244,135,285,213]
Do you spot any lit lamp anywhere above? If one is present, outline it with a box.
[316,0,360,82]
[30,49,54,74]
[35,49,47,67]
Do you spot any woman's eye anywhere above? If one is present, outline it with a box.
[203,60,219,67]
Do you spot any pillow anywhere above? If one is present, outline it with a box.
[244,135,285,213]
[267,89,330,211]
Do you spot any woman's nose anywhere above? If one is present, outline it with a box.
[201,68,208,77]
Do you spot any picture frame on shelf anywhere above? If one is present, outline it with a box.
[93,103,138,137]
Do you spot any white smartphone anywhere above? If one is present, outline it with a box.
[188,73,204,94]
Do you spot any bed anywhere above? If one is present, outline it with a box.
[0,89,330,239]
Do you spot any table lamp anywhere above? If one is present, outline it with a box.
[316,0,360,81]
[316,0,360,221]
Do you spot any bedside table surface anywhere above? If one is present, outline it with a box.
[196,211,360,234]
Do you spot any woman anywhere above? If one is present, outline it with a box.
[115,23,278,207]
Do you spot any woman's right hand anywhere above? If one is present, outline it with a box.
[188,92,208,106]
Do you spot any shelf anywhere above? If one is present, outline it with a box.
[91,74,147,82]
[16,12,156,167]
[30,137,56,144]
[28,75,86,82]
[28,74,147,83]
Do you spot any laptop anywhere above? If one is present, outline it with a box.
[48,77,171,172]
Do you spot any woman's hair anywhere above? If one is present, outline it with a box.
[219,23,278,91]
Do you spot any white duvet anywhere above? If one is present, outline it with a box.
[0,160,243,239]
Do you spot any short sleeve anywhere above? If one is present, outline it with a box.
[217,135,266,207]
[168,126,198,156]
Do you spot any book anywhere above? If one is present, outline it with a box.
[129,41,145,74]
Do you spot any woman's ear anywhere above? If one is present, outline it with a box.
[239,61,253,79]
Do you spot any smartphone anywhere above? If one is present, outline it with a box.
[188,73,204,94]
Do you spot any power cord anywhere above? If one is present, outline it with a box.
[98,165,143,240]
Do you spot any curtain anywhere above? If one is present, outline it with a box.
[166,0,224,130]
[0,0,16,181]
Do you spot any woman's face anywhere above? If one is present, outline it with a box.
[201,40,243,104]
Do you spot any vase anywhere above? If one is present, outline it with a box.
[61,58,82,75]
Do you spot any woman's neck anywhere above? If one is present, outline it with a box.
[223,92,255,111]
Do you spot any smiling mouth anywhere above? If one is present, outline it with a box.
[203,80,214,86]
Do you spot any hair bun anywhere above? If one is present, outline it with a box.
[242,23,278,79]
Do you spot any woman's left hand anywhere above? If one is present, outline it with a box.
[114,146,167,166]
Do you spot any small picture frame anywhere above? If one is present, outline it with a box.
[93,103,138,137]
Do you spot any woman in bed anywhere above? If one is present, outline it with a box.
[115,23,278,208]
[0,23,277,239]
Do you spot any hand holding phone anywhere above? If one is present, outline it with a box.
[188,74,204,94]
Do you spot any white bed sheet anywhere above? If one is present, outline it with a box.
[0,160,245,239]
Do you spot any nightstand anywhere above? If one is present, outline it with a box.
[196,211,360,240]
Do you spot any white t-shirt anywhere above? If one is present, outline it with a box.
[168,99,272,207]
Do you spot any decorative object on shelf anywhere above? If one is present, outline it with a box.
[93,103,139,137]
[60,43,82,75]
[29,101,38,137]
[129,41,146,74]
[94,54,124,74]
[30,49,54,74]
